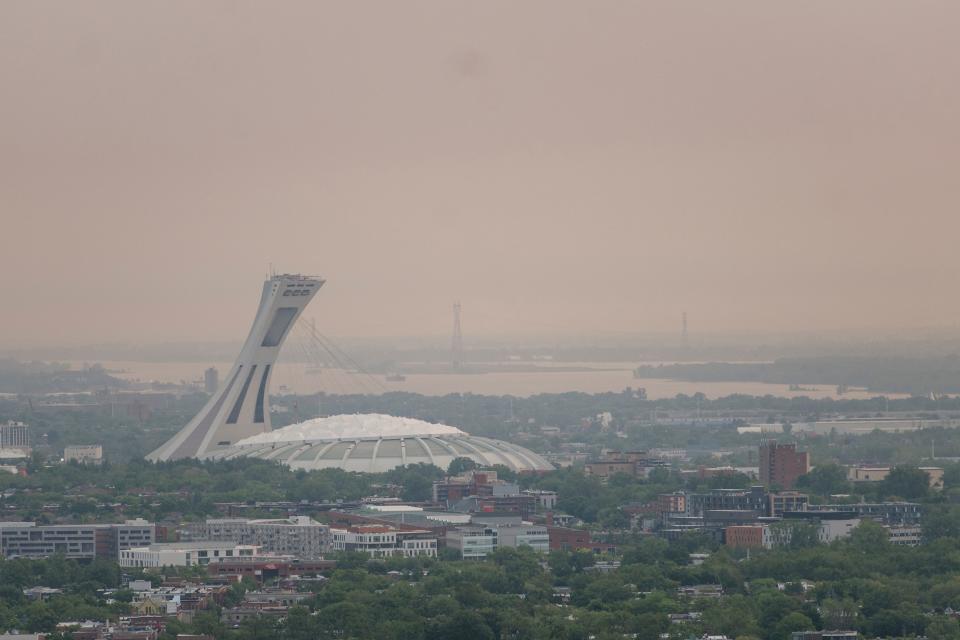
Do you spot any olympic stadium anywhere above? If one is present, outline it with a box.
[147,274,553,474]
[197,413,553,473]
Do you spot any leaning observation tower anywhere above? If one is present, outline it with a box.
[147,274,324,461]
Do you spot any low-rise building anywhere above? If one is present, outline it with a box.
[446,526,498,559]
[207,558,335,582]
[658,493,687,514]
[242,590,309,607]
[768,491,808,517]
[221,605,288,627]
[724,525,773,550]
[184,516,330,558]
[688,487,768,517]
[583,451,669,480]
[64,444,103,465]
[677,584,723,599]
[23,586,63,601]
[547,526,616,554]
[446,517,550,558]
[433,471,542,519]
[886,525,923,546]
[329,525,437,558]
[847,465,943,490]
[487,523,549,553]
[669,612,703,624]
[726,511,866,549]
[522,489,558,510]
[122,583,228,617]
[449,494,537,520]
[432,471,510,506]
[782,511,861,543]
[807,501,922,526]
[0,519,153,560]
[119,542,262,568]
[791,631,858,640]
[585,560,621,573]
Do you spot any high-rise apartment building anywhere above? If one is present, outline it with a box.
[759,441,810,489]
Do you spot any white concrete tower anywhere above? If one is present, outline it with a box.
[148,274,324,461]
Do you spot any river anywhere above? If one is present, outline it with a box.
[82,360,906,400]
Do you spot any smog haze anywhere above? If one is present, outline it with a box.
[2,1,959,347]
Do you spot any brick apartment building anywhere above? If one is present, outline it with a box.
[759,441,810,489]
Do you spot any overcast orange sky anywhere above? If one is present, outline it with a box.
[2,1,959,347]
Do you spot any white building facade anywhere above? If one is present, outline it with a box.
[119,542,260,568]
[329,526,437,558]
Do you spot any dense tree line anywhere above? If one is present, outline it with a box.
[0,556,132,633]
[8,453,960,528]
[0,458,446,522]
[6,528,960,640]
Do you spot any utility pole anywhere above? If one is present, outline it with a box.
[682,311,689,350]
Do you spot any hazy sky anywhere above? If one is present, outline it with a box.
[2,1,959,347]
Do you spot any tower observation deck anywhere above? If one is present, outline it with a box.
[147,274,324,461]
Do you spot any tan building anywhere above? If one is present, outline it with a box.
[583,451,668,479]
[583,460,636,478]
[923,467,945,489]
[847,465,943,490]
[847,466,890,482]
[64,444,103,465]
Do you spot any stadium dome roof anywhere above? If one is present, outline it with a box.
[200,413,553,474]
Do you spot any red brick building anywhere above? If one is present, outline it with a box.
[208,559,335,582]
[547,526,616,554]
[724,525,768,549]
[657,493,686,513]
[759,441,810,489]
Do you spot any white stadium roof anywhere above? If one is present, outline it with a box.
[201,413,553,474]
[236,414,465,444]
